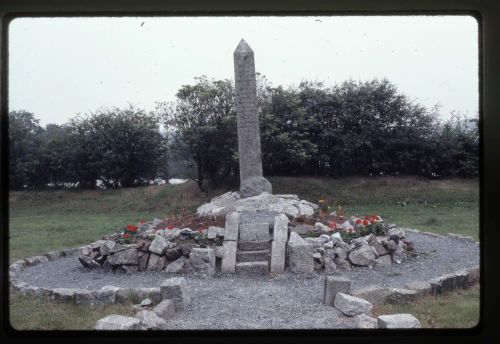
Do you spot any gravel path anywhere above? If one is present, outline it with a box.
[15,232,479,329]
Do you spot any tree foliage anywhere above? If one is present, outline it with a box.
[9,77,479,190]
[8,106,167,189]
[159,76,479,187]
[157,76,237,190]
[9,110,45,189]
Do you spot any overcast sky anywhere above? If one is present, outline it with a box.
[9,15,478,126]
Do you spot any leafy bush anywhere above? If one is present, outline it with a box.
[65,106,168,188]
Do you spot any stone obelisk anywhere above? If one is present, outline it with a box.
[233,39,272,198]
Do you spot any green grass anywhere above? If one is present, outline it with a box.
[9,181,210,262]
[373,284,480,328]
[9,292,135,330]
[271,176,479,239]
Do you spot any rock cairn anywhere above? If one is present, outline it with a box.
[304,226,415,273]
[78,221,221,276]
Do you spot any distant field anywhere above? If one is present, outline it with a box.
[9,176,479,262]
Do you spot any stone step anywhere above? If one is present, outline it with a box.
[236,249,270,263]
[235,261,269,276]
[238,241,270,251]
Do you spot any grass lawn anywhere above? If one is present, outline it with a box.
[373,284,480,328]
[7,176,480,330]
[9,292,135,330]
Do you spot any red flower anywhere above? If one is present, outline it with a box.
[370,219,377,224]
[123,233,131,238]
[127,224,138,232]
[355,219,363,224]
[167,224,175,230]
[363,220,369,226]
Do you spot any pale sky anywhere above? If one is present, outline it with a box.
[9,16,479,126]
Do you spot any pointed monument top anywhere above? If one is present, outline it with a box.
[234,39,253,54]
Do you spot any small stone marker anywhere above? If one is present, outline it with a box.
[221,241,238,273]
[323,276,351,306]
[377,314,422,328]
[270,214,288,273]
[224,212,240,241]
[287,232,314,275]
[95,314,146,330]
[160,277,191,311]
[273,214,289,242]
[333,292,373,317]
[233,39,272,198]
[270,241,286,273]
[221,212,240,273]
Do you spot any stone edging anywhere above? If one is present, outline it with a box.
[9,245,164,307]
[351,264,480,307]
[10,229,480,307]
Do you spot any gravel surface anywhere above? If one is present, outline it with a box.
[15,231,479,329]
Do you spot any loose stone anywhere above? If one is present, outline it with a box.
[354,314,378,329]
[153,299,176,320]
[95,315,146,330]
[323,276,351,306]
[349,244,376,266]
[160,277,191,311]
[334,292,373,317]
[135,310,168,330]
[287,232,313,275]
[149,236,170,255]
[377,314,421,328]
[165,256,187,273]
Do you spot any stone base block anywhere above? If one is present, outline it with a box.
[240,176,273,198]
[236,250,270,262]
[235,261,269,276]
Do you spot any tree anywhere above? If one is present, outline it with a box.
[66,106,167,188]
[158,76,238,190]
[8,110,45,189]
[260,84,318,176]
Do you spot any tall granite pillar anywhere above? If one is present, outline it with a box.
[233,39,272,198]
